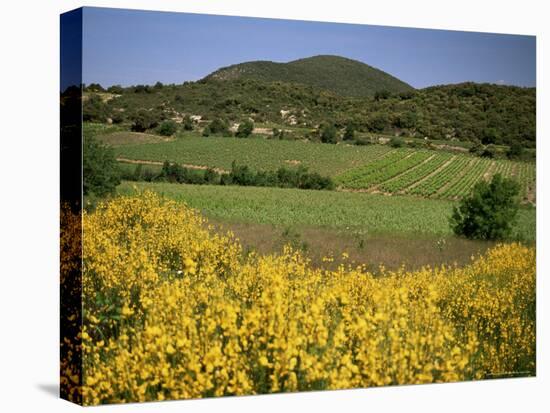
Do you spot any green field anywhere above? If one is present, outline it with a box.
[117,181,536,241]
[113,134,392,175]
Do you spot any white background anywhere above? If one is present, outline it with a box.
[0,0,548,411]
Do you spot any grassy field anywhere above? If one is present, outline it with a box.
[117,181,535,239]
[115,181,535,270]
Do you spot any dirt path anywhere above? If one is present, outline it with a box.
[116,157,229,173]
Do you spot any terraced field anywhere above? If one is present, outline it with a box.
[337,149,535,202]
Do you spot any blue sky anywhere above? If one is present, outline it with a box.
[81,7,536,89]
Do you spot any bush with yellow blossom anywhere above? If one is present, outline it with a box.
[64,192,535,405]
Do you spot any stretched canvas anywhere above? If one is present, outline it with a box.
[60,6,536,406]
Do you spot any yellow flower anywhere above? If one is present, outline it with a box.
[71,193,535,405]
[121,305,134,317]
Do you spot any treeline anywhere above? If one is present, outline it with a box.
[122,161,335,190]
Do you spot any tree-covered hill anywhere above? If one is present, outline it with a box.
[83,56,535,150]
[204,55,414,97]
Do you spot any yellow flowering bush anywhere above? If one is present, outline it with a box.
[71,192,535,405]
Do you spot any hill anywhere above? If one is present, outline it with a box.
[85,78,535,149]
[203,55,414,97]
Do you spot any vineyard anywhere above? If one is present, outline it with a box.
[336,149,536,202]
[112,135,393,176]
[109,133,535,203]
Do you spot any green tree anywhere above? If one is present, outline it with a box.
[389,137,404,148]
[209,118,231,136]
[182,115,194,131]
[374,89,391,101]
[83,136,121,197]
[507,142,524,160]
[320,124,338,144]
[107,84,124,94]
[236,119,254,138]
[481,127,499,145]
[86,83,104,92]
[480,144,497,159]
[158,120,178,136]
[450,174,520,240]
[83,94,108,122]
[369,113,389,132]
[130,109,158,132]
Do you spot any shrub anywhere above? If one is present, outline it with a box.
[110,111,126,124]
[158,120,178,136]
[209,118,231,136]
[390,137,404,148]
[374,89,391,101]
[130,109,158,132]
[83,94,108,122]
[236,119,254,138]
[182,115,194,131]
[86,83,104,92]
[368,113,389,132]
[469,142,484,156]
[354,137,371,146]
[507,142,524,160]
[450,174,520,240]
[481,127,499,145]
[106,85,124,94]
[480,145,496,159]
[83,136,120,197]
[343,125,355,141]
[320,124,338,144]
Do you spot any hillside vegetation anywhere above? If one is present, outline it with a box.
[204,55,413,97]
[86,78,535,149]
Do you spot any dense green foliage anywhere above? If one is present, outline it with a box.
[123,160,334,191]
[84,77,535,148]
[450,174,521,240]
[319,123,338,144]
[204,55,413,97]
[83,94,109,122]
[236,119,254,138]
[130,109,161,132]
[157,120,178,136]
[83,136,121,197]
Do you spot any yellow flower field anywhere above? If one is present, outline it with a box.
[62,192,535,405]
